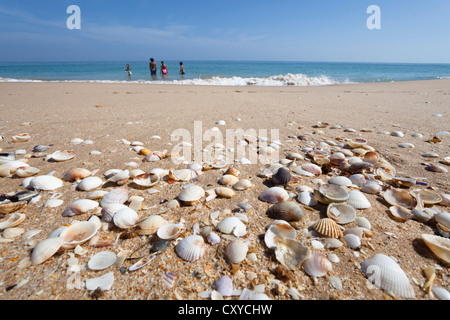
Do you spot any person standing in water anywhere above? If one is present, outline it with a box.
[179,62,185,75]
[149,58,157,76]
[124,64,132,77]
[161,61,168,79]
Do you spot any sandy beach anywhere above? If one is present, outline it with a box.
[0,79,449,301]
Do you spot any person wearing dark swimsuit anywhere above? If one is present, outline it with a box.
[149,58,157,75]
[179,61,185,75]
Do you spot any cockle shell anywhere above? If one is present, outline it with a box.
[271,167,292,185]
[59,220,99,250]
[421,234,450,264]
[329,152,346,165]
[217,217,247,237]
[300,163,322,176]
[113,207,139,229]
[101,203,128,222]
[264,220,297,250]
[138,215,168,235]
[0,201,27,214]
[169,169,196,182]
[77,176,103,191]
[215,275,233,297]
[303,253,332,277]
[49,150,75,162]
[62,199,99,217]
[219,174,239,186]
[361,254,416,298]
[275,238,311,270]
[100,188,129,207]
[347,190,371,209]
[327,203,356,224]
[0,212,26,230]
[349,174,367,187]
[62,168,92,182]
[88,251,117,270]
[313,218,343,238]
[30,237,64,265]
[389,206,413,222]
[328,176,352,187]
[266,201,303,221]
[178,185,205,206]
[133,172,160,188]
[29,175,63,191]
[416,189,442,205]
[313,184,349,204]
[361,181,382,194]
[297,191,318,207]
[382,189,417,209]
[157,222,184,240]
[175,235,206,262]
[259,187,289,203]
[225,239,248,264]
[232,179,252,191]
[107,169,129,185]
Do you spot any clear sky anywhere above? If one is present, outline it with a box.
[0,0,449,63]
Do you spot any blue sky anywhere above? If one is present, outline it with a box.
[0,0,449,63]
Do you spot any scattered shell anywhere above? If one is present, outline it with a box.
[77,176,103,191]
[175,235,206,262]
[215,275,233,297]
[157,222,184,240]
[343,233,361,249]
[0,201,27,214]
[349,174,367,188]
[85,272,114,291]
[391,131,404,137]
[361,181,382,194]
[62,168,92,182]
[138,215,168,235]
[49,150,76,162]
[11,133,31,142]
[15,167,40,178]
[264,220,297,250]
[432,287,450,300]
[297,191,318,207]
[389,206,413,222]
[326,203,356,224]
[217,217,247,237]
[232,179,252,191]
[300,163,322,176]
[62,199,99,217]
[266,201,303,222]
[416,189,442,205]
[347,190,371,209]
[348,138,367,148]
[382,189,417,209]
[178,185,205,206]
[0,212,26,230]
[133,173,160,188]
[313,184,349,205]
[271,167,292,186]
[44,198,64,208]
[30,237,63,265]
[101,203,128,222]
[361,254,416,298]
[225,239,248,264]
[275,238,311,270]
[218,174,239,186]
[259,187,289,203]
[107,169,129,185]
[313,218,343,239]
[100,188,129,207]
[303,253,333,277]
[398,143,415,149]
[215,187,235,198]
[328,176,352,187]
[355,217,372,230]
[29,175,63,191]
[88,251,117,270]
[2,227,25,239]
[425,165,448,173]
[59,220,99,250]
[421,234,450,264]
[113,207,139,229]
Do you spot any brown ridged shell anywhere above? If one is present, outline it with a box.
[313,218,343,238]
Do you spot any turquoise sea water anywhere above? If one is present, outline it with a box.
[0,61,449,86]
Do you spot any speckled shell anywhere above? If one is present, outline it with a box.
[361,254,416,298]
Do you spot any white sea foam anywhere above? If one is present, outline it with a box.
[0,73,342,86]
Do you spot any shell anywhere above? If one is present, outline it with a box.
[132,173,160,188]
[421,234,450,264]
[382,189,417,209]
[432,287,450,300]
[361,181,382,194]
[157,222,184,240]
[416,189,442,205]
[0,200,27,214]
[232,179,252,191]
[214,187,235,198]
[435,212,450,230]
[218,174,239,186]
[264,220,297,250]
[2,227,25,239]
[215,275,233,297]
[297,191,318,207]
[62,168,92,182]
[328,176,352,187]
[169,169,195,182]
[44,198,64,208]
[425,164,448,173]
[178,185,205,206]
[326,203,356,224]
[348,138,367,148]
[49,150,75,162]
[85,190,108,200]
[303,253,333,277]
[85,272,114,291]
[88,251,117,270]
[175,235,206,262]
[361,254,416,298]
[343,233,361,249]
[355,217,372,230]
[363,151,379,164]
[11,133,31,142]
[217,217,246,237]
[266,201,303,221]
[224,167,240,177]
[59,220,99,250]
[313,184,349,204]
[62,199,99,217]
[113,207,139,229]
[391,131,404,137]
[138,215,168,235]
[349,174,367,187]
[225,239,248,264]
[259,187,289,203]
[347,190,371,209]
[77,176,103,191]
[274,238,311,270]
[300,163,322,176]
[101,203,128,222]
[313,218,343,238]
[15,167,40,178]
[30,237,64,265]
[389,206,413,222]
[0,212,26,230]
[29,175,63,191]
[107,169,129,185]
[100,188,129,207]
[206,232,221,244]
[329,152,346,165]
[271,167,292,185]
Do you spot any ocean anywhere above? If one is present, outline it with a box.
[0,61,449,86]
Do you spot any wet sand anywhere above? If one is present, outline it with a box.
[0,79,448,301]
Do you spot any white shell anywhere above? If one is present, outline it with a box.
[44,198,64,208]
[421,234,450,264]
[215,187,235,198]
[259,187,289,203]
[133,173,160,188]
[175,235,206,262]
[346,190,371,209]
[361,181,382,194]
[62,168,92,182]
[62,199,99,217]
[217,217,247,237]
[113,207,139,229]
[138,215,168,235]
[343,233,361,249]
[11,133,31,142]
[178,185,205,205]
[59,220,99,250]
[297,191,318,206]
[50,150,75,162]
[274,237,311,270]
[77,176,103,191]
[0,212,26,230]
[327,202,357,224]
[2,227,24,239]
[215,275,233,297]
[101,203,128,222]
[88,251,117,270]
[361,254,415,298]
[232,179,253,191]
[29,175,63,191]
[85,272,114,291]
[30,237,64,265]
[303,253,332,277]
[264,220,296,250]
[107,169,129,183]
[15,167,40,177]
[432,287,450,300]
[349,174,367,187]
[435,212,450,229]
[157,223,184,240]
[225,239,248,264]
[100,188,129,207]
[328,176,352,187]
